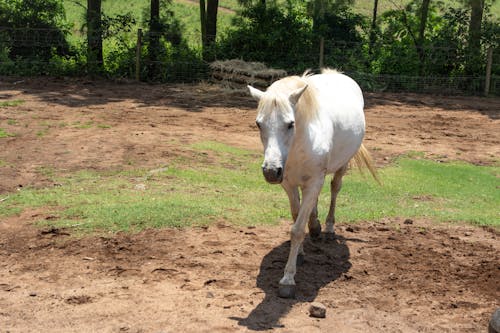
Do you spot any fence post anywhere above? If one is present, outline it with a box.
[319,37,324,69]
[484,47,493,96]
[135,29,142,81]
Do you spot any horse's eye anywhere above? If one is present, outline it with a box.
[287,121,295,130]
[256,121,261,130]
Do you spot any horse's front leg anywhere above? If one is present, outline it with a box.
[281,182,305,262]
[279,178,324,298]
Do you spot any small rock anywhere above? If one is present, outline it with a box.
[489,308,500,333]
[29,292,37,297]
[403,219,413,225]
[206,292,215,298]
[309,302,326,318]
[464,231,472,237]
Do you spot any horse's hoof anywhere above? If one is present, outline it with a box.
[278,284,296,299]
[309,223,322,240]
[296,253,304,266]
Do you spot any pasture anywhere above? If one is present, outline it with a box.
[0,77,499,332]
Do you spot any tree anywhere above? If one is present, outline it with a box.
[417,0,431,74]
[306,0,355,35]
[149,0,161,75]
[465,0,485,75]
[87,0,103,72]
[368,0,379,56]
[200,0,219,60]
[0,0,69,61]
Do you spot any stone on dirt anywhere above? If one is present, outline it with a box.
[309,302,327,318]
[489,308,500,333]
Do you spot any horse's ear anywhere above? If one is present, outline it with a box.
[248,85,264,101]
[289,84,308,106]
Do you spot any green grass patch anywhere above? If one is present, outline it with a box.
[0,142,498,234]
[0,128,15,138]
[73,121,94,129]
[0,100,24,108]
[326,157,499,226]
[63,0,236,48]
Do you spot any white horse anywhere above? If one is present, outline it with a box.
[248,69,378,298]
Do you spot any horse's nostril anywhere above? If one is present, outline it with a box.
[276,167,283,178]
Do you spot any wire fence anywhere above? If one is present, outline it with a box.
[0,26,498,96]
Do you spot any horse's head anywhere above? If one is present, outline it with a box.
[248,84,308,184]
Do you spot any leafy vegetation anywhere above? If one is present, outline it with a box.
[0,0,498,93]
[0,142,497,234]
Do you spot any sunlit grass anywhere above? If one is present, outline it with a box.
[63,0,236,47]
[0,100,25,108]
[0,128,15,138]
[0,142,498,234]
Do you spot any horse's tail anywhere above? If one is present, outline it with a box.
[350,144,381,185]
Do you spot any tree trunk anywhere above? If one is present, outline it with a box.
[418,0,430,45]
[466,0,485,75]
[200,0,206,46]
[417,0,431,75]
[87,0,103,72]
[149,0,161,78]
[201,0,218,61]
[206,0,219,45]
[368,0,378,56]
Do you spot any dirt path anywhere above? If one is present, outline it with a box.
[0,78,499,332]
[0,214,498,332]
[0,78,498,193]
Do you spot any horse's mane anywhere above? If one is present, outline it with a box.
[259,69,340,122]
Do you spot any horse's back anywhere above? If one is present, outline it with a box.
[307,71,365,173]
[308,70,364,111]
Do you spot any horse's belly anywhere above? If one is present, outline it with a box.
[325,116,365,173]
[326,137,363,173]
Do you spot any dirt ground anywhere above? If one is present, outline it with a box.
[0,77,499,332]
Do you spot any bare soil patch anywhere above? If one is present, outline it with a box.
[0,77,499,332]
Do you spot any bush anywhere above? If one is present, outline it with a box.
[0,0,70,62]
[217,3,314,72]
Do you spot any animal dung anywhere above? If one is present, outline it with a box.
[309,302,327,318]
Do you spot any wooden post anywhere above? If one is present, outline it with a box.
[484,47,493,96]
[135,29,142,81]
[319,37,324,69]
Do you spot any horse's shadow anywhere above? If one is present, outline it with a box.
[231,234,355,330]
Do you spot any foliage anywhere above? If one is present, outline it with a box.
[138,1,207,81]
[217,3,315,71]
[0,0,498,92]
[372,0,499,78]
[0,0,72,75]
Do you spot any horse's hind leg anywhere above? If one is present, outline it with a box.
[325,164,348,236]
[308,201,321,239]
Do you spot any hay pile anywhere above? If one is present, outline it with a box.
[210,59,287,89]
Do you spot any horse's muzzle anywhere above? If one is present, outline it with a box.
[262,166,283,184]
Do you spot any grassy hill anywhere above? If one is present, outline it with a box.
[63,0,237,46]
[63,0,499,43]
